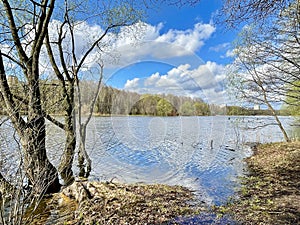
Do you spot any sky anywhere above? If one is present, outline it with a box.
[39,0,239,106]
[100,0,237,105]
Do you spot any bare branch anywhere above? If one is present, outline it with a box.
[1,0,29,66]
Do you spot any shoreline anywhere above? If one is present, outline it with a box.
[216,141,300,224]
[29,181,207,224]
[12,141,300,224]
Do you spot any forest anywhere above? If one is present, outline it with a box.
[1,76,285,117]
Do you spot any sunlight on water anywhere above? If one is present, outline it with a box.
[81,116,295,205]
[0,116,296,205]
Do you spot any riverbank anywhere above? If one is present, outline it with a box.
[216,141,300,224]
[29,181,206,224]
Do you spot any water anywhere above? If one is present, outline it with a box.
[1,116,298,206]
[56,115,296,205]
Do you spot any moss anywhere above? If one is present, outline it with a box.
[215,141,300,224]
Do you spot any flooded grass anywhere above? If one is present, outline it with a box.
[216,141,300,224]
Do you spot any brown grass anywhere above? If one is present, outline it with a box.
[216,141,300,224]
[29,182,205,224]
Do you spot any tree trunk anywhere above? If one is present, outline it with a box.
[59,83,76,185]
[78,124,92,178]
[24,74,61,194]
[0,53,60,194]
[21,125,61,194]
[265,100,290,142]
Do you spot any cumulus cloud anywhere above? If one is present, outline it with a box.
[124,77,140,89]
[144,72,160,86]
[113,22,215,68]
[155,23,215,53]
[39,20,215,71]
[124,61,227,104]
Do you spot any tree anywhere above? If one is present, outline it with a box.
[194,102,210,116]
[0,0,60,194]
[220,0,294,28]
[0,0,144,196]
[156,98,177,116]
[76,63,104,178]
[43,0,143,183]
[180,101,194,116]
[227,1,300,142]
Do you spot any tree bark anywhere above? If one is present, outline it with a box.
[59,82,76,185]
[0,0,61,194]
[78,124,92,178]
[0,54,61,194]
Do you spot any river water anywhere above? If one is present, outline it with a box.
[0,116,298,206]
[46,115,297,205]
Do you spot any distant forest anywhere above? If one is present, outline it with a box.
[84,84,211,116]
[0,79,289,116]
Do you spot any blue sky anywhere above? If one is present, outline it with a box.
[145,0,234,64]
[100,0,238,105]
[43,0,238,105]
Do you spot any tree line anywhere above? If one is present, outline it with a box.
[95,86,211,116]
[0,79,211,116]
[1,77,292,117]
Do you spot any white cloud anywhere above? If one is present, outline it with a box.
[124,61,227,104]
[155,23,215,53]
[124,77,140,89]
[209,42,230,52]
[144,72,160,86]
[108,22,216,65]
[40,20,215,71]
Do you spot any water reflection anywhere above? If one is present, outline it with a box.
[79,116,294,205]
[0,115,296,205]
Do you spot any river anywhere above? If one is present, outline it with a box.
[0,116,298,205]
[46,115,297,205]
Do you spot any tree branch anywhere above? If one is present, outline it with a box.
[11,93,65,130]
[1,0,29,65]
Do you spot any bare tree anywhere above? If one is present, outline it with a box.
[0,0,60,194]
[220,0,294,27]
[76,63,104,178]
[227,2,300,142]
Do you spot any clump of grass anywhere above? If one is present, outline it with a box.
[216,142,300,224]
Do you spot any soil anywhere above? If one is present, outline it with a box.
[215,141,300,224]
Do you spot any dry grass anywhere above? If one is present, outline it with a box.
[29,182,205,225]
[216,141,300,224]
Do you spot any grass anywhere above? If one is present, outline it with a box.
[215,141,300,224]
[30,182,205,224]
